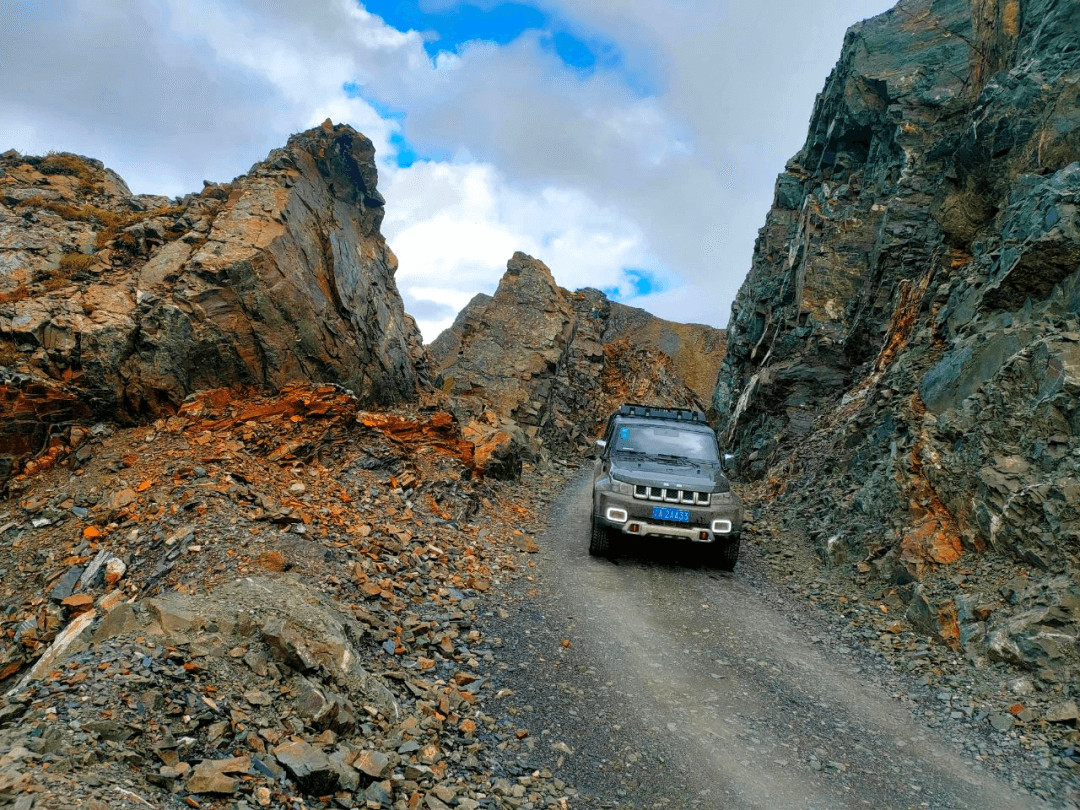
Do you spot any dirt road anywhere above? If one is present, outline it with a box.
[485,472,1047,809]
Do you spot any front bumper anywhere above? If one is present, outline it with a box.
[595,489,742,544]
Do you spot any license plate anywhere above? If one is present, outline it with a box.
[652,506,690,523]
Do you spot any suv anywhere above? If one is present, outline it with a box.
[590,404,743,569]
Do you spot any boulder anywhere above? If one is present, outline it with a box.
[187,756,250,795]
[273,740,338,795]
[1046,701,1079,724]
[142,576,398,720]
[460,416,527,480]
[293,675,355,733]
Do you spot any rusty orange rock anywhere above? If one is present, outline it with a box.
[61,593,94,614]
[899,427,966,577]
[179,387,238,418]
[0,376,92,481]
[901,518,963,574]
[256,551,286,572]
[936,600,960,649]
[97,591,125,612]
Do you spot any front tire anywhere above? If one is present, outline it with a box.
[589,515,611,556]
[716,533,740,571]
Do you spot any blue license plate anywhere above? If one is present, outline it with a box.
[652,506,690,523]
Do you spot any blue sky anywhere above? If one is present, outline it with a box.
[2,0,899,340]
[346,1,642,173]
[362,1,622,73]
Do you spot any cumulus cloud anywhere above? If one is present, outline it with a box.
[377,0,898,331]
[383,160,650,340]
[1,0,393,192]
[1,0,896,343]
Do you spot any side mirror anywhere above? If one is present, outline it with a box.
[586,439,606,460]
[722,452,736,471]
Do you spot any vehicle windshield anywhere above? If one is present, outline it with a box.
[612,424,719,463]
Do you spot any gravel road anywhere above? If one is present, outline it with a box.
[484,471,1048,810]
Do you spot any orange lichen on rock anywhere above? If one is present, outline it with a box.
[935,599,961,650]
[875,272,934,373]
[178,387,237,418]
[361,411,476,467]
[184,384,355,432]
[460,421,514,474]
[898,393,967,577]
[1,377,92,479]
[60,594,95,615]
[764,473,788,499]
[1003,0,1019,36]
[256,551,287,572]
[901,518,963,568]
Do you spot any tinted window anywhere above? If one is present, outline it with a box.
[612,424,718,462]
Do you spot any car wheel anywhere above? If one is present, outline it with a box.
[589,514,610,556]
[716,533,740,571]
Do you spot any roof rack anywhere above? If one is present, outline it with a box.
[618,403,707,424]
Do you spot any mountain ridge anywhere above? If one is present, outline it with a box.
[430,251,725,455]
[1,122,431,482]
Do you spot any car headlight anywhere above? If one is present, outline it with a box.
[609,473,634,495]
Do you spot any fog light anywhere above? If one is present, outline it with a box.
[606,507,628,523]
[711,519,732,534]
[699,530,709,541]
[628,523,640,533]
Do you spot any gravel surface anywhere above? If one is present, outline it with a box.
[1,392,1077,809]
[483,470,1067,809]
[0,389,582,810]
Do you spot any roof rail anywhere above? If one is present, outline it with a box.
[618,403,707,424]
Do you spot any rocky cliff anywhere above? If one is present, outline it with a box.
[715,0,1080,672]
[0,122,429,481]
[431,252,725,453]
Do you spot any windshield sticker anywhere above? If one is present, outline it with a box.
[619,427,630,439]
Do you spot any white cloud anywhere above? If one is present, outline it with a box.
[2,0,897,348]
[383,160,651,341]
[619,285,725,329]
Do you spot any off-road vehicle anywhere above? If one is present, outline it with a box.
[590,404,743,569]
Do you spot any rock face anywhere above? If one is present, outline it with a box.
[0,122,429,480]
[431,252,725,452]
[714,0,1080,670]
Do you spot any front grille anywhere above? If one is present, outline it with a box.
[652,517,703,529]
[633,485,710,505]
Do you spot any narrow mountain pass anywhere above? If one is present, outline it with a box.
[484,471,1046,810]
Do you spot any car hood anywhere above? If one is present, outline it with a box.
[610,458,729,491]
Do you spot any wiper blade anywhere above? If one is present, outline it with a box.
[654,454,694,466]
[613,448,648,457]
